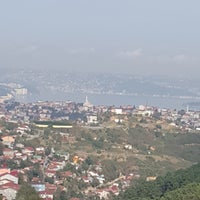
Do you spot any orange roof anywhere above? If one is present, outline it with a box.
[2,136,15,142]
[0,169,10,176]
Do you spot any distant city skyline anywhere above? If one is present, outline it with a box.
[0,1,200,78]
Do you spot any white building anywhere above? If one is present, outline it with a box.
[87,115,98,124]
[15,88,28,95]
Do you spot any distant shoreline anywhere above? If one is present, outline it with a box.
[14,92,200,111]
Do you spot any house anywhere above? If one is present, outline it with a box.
[124,144,133,150]
[87,115,98,124]
[31,184,45,192]
[47,161,65,171]
[60,171,73,178]
[82,176,90,183]
[15,153,28,161]
[39,189,54,200]
[3,148,15,159]
[146,176,157,181]
[22,147,35,156]
[111,108,123,115]
[97,189,109,200]
[16,125,30,134]
[31,177,42,184]
[0,171,19,184]
[0,169,10,176]
[45,169,56,178]
[1,136,15,148]
[0,182,19,200]
[39,183,57,200]
[35,147,45,154]
[15,143,24,148]
[45,183,56,192]
[107,184,119,196]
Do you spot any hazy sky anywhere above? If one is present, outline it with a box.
[0,0,200,77]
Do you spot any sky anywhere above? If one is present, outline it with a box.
[0,0,200,78]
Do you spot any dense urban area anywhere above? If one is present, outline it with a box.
[1,91,200,200]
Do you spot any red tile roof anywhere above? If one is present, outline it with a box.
[0,182,20,190]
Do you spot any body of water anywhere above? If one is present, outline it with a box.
[15,92,200,111]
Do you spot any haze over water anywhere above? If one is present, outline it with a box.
[1,1,200,111]
[15,91,197,111]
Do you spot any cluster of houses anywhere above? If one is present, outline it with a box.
[0,122,138,200]
[159,108,200,131]
[1,98,200,199]
[0,169,19,200]
[0,98,137,125]
[1,97,200,131]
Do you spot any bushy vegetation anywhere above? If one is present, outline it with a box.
[160,183,200,200]
[116,163,200,200]
[34,120,72,126]
[16,184,41,200]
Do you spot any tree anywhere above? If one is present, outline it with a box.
[16,184,41,200]
[161,183,200,200]
[0,142,4,156]
[45,176,54,184]
[102,160,119,181]
[53,188,68,200]
[45,146,51,156]
[27,164,43,182]
[6,159,18,170]
[116,163,200,200]
[85,156,95,166]
[152,110,161,119]
[178,109,186,116]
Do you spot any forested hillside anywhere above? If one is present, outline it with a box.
[116,163,200,200]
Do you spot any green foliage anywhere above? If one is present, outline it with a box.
[16,184,41,200]
[160,183,200,200]
[63,162,77,173]
[6,159,18,170]
[45,176,54,184]
[152,111,161,119]
[45,146,51,156]
[59,191,68,200]
[177,109,186,116]
[81,130,93,141]
[0,142,4,156]
[5,122,18,130]
[19,159,32,169]
[43,128,51,139]
[117,163,200,200]
[102,159,120,181]
[34,120,72,126]
[159,133,200,163]
[27,163,43,182]
[85,156,96,166]
[92,139,104,149]
[23,138,41,148]
[155,124,162,129]
[106,128,124,143]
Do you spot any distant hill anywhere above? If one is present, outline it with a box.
[1,70,200,106]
